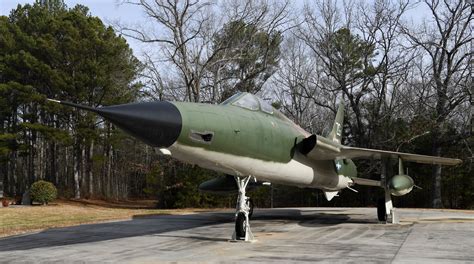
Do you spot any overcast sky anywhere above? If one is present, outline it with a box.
[1,0,434,59]
[0,0,143,21]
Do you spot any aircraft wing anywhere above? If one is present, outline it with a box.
[300,104,462,166]
[338,146,462,166]
[298,135,462,166]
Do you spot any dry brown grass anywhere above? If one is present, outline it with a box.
[0,200,208,238]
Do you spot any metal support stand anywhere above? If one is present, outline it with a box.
[231,176,255,242]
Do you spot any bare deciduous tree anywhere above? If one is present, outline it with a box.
[399,0,472,208]
[119,0,216,102]
[119,0,291,103]
[272,36,320,131]
[353,0,413,147]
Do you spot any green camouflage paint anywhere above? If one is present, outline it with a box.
[172,97,359,181]
[388,174,415,196]
[335,159,357,178]
[172,102,303,163]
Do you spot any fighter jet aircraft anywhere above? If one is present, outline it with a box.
[48,92,461,241]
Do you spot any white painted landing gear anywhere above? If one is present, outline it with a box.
[231,176,256,242]
[377,185,398,224]
[378,158,398,224]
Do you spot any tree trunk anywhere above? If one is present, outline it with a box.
[431,144,443,208]
[81,146,86,197]
[1,157,6,198]
[106,144,112,199]
[29,129,36,187]
[65,146,70,189]
[88,140,94,197]
[73,158,80,199]
[73,140,81,199]
[53,142,59,186]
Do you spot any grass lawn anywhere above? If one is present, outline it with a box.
[0,200,205,238]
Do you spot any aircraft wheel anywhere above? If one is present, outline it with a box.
[377,198,387,222]
[235,212,246,239]
[247,198,254,219]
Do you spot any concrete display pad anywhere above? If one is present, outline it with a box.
[0,208,473,263]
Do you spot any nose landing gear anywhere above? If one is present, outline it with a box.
[232,176,255,242]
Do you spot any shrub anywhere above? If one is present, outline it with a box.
[1,198,10,207]
[30,180,57,205]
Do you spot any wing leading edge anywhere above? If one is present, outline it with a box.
[297,134,461,166]
[338,146,462,166]
[299,102,462,166]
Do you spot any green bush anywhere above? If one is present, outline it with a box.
[30,180,57,205]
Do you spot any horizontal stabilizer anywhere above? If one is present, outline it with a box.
[324,191,339,201]
[352,177,381,187]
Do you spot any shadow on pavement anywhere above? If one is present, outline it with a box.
[0,208,371,251]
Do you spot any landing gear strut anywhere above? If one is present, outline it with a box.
[232,176,255,242]
[377,198,387,222]
[378,191,398,223]
[379,158,396,223]
[247,198,254,219]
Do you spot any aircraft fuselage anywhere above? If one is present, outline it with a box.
[51,94,356,192]
[168,102,352,191]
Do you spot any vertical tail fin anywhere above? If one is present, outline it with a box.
[327,103,344,143]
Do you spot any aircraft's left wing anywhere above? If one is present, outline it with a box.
[338,146,462,166]
[297,134,462,166]
[299,103,462,166]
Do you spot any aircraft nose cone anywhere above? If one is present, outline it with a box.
[97,101,182,148]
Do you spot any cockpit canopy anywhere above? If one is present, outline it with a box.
[221,92,273,114]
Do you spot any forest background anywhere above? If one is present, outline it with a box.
[0,0,472,209]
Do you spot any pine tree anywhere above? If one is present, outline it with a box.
[0,1,142,199]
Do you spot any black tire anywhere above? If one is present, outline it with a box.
[377,198,387,222]
[235,212,246,239]
[247,198,254,219]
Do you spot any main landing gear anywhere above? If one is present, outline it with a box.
[232,176,255,242]
[378,182,398,223]
[378,158,398,224]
